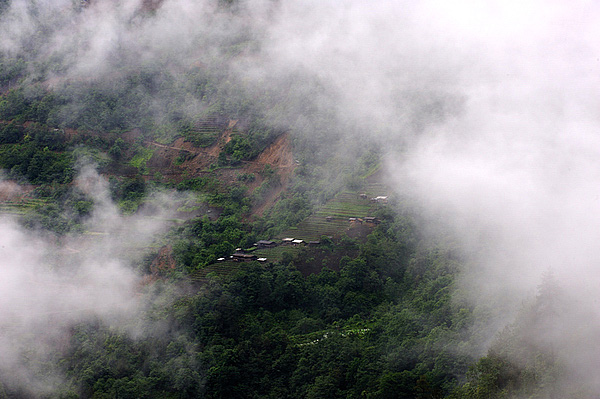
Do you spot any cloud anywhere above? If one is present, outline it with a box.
[209,0,600,390]
[375,0,600,391]
[2,0,600,392]
[0,167,171,395]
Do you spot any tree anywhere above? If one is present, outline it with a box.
[109,138,125,159]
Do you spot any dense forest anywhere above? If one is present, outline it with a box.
[0,0,596,398]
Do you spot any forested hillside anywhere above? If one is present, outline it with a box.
[0,75,481,397]
[0,0,598,398]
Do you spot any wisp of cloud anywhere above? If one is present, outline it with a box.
[2,0,600,394]
[0,166,173,395]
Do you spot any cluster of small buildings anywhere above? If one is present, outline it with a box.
[218,252,268,263]
[255,238,321,249]
[370,196,388,204]
[281,238,321,247]
[347,217,380,224]
[280,238,303,246]
[231,253,268,262]
[217,246,267,263]
[358,193,388,204]
[255,240,278,249]
[217,237,321,263]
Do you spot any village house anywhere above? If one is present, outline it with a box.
[231,253,258,262]
[370,196,388,204]
[281,238,295,245]
[254,240,277,249]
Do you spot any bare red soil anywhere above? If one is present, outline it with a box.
[149,245,176,274]
[144,126,295,217]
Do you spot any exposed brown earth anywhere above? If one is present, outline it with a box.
[255,133,294,168]
[149,245,176,275]
[2,118,295,218]
[243,133,295,217]
[0,180,33,202]
[141,128,296,276]
[144,126,295,217]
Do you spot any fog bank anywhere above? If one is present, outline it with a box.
[0,168,170,394]
[2,0,600,393]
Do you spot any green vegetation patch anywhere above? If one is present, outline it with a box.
[128,146,155,174]
[182,129,220,148]
[276,190,379,241]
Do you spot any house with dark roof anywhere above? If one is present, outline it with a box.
[255,240,277,249]
[231,253,258,262]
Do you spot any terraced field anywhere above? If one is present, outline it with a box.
[189,260,243,283]
[278,181,389,241]
[184,116,228,147]
[192,171,390,277]
[0,198,47,216]
[251,179,390,262]
[253,244,303,262]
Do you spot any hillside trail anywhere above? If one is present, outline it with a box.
[148,119,237,157]
[149,142,194,153]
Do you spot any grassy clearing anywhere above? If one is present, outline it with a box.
[129,147,155,173]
